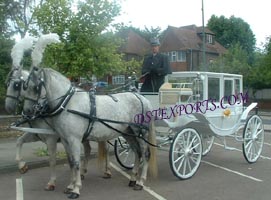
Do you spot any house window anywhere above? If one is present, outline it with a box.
[171,51,177,62]
[177,51,186,62]
[166,51,186,62]
[112,75,125,85]
[206,34,213,44]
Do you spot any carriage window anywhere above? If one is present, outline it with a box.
[192,78,203,101]
[234,79,241,94]
[224,79,233,104]
[208,78,220,101]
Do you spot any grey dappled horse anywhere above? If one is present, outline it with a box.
[22,67,157,199]
[4,35,94,191]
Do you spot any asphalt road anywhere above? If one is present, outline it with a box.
[1,129,271,200]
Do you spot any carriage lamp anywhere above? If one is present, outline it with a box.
[223,109,231,117]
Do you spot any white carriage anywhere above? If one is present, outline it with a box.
[115,71,264,179]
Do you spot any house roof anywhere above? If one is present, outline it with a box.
[160,25,226,55]
[117,29,150,56]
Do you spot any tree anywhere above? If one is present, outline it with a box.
[0,36,14,107]
[209,43,251,84]
[2,0,43,38]
[34,0,128,78]
[116,24,162,42]
[207,15,256,65]
[249,37,271,89]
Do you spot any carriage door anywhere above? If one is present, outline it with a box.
[223,78,242,120]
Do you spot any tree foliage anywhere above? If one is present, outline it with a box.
[249,37,271,89]
[33,0,131,78]
[116,24,162,42]
[209,43,251,85]
[207,15,256,65]
[0,36,14,108]
[2,0,43,38]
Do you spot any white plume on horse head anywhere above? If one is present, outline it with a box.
[31,33,61,67]
[11,36,36,69]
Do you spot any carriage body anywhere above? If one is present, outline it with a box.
[116,71,264,180]
[143,71,247,134]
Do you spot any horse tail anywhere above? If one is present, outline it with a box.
[148,119,158,178]
[97,141,106,170]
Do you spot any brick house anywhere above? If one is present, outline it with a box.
[110,26,226,85]
[160,25,226,71]
[109,29,150,85]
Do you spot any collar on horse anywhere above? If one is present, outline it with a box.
[29,86,76,119]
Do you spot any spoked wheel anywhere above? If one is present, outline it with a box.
[242,115,264,163]
[201,135,214,156]
[114,137,135,169]
[169,128,202,180]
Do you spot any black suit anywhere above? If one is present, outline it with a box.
[141,53,172,92]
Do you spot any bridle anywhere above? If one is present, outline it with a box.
[22,67,75,118]
[23,67,44,104]
[5,68,24,103]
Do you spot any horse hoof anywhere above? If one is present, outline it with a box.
[44,184,55,191]
[133,184,143,191]
[63,188,72,194]
[19,165,28,174]
[128,180,136,187]
[102,172,112,179]
[81,174,85,180]
[68,192,80,199]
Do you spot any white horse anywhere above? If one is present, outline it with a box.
[4,35,97,191]
[22,67,157,198]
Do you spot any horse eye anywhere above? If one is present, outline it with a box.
[13,81,21,90]
[34,85,40,93]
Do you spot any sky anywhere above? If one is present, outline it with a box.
[114,0,270,48]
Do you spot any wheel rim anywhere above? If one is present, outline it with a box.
[202,135,214,156]
[170,128,202,179]
[115,137,135,169]
[243,115,264,163]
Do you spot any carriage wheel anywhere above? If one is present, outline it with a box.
[169,128,202,180]
[114,137,135,169]
[242,115,264,163]
[201,135,214,156]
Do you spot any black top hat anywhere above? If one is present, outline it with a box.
[150,38,160,46]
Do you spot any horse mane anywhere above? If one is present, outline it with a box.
[43,68,71,87]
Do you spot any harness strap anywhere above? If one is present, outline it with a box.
[82,92,96,141]
[66,109,158,148]
[39,86,75,117]
[107,94,118,102]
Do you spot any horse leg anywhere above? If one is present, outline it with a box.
[124,136,140,187]
[61,139,75,194]
[128,151,140,188]
[134,141,149,190]
[81,141,91,180]
[65,139,82,199]
[16,133,38,173]
[104,142,112,178]
[135,122,158,190]
[44,136,58,191]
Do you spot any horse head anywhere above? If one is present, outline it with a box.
[21,33,61,116]
[5,36,36,114]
